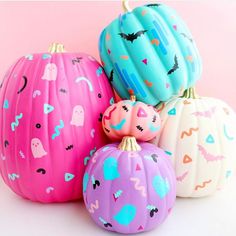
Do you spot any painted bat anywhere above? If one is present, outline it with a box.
[180,33,193,43]
[146,3,161,7]
[119,30,147,43]
[167,55,179,75]
[109,69,114,83]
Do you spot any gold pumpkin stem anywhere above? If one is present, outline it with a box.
[180,87,199,99]
[130,95,136,102]
[118,136,141,151]
[48,43,65,53]
[122,0,132,12]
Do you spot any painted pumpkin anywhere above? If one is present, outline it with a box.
[83,136,176,234]
[152,88,236,197]
[102,95,161,141]
[99,0,202,106]
[0,43,114,203]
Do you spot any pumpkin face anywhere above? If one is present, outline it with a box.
[152,90,236,197]
[0,44,114,203]
[99,3,202,106]
[83,137,176,234]
[102,97,161,141]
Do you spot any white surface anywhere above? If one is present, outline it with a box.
[0,177,235,236]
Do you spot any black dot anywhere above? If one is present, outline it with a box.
[36,123,41,128]
[98,93,102,98]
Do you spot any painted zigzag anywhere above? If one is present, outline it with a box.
[130,177,146,197]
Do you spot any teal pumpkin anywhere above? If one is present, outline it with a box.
[99,2,202,106]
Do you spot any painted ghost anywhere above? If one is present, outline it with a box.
[31,138,47,158]
[70,105,85,127]
[41,63,57,81]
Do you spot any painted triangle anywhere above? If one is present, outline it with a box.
[44,103,54,114]
[206,134,215,143]
[136,164,141,171]
[137,108,147,117]
[138,225,144,231]
[168,108,176,116]
[173,25,177,30]
[3,99,9,109]
[142,58,147,65]
[65,173,75,182]
[183,154,192,163]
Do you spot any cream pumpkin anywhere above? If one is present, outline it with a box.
[152,88,236,197]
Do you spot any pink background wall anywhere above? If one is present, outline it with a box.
[0,1,236,109]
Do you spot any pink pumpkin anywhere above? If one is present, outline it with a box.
[0,43,114,203]
[102,96,161,141]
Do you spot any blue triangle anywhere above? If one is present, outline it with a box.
[168,108,176,116]
[206,134,215,143]
[65,173,75,182]
[44,103,54,114]
[3,99,9,109]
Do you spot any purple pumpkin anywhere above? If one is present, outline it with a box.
[83,136,176,234]
[0,43,114,203]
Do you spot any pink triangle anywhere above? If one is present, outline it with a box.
[138,225,144,231]
[142,58,147,65]
[108,49,111,54]
[136,164,141,171]
[166,83,170,88]
[137,108,147,117]
[173,25,177,30]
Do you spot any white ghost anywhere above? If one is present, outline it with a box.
[31,138,47,158]
[41,63,57,81]
[70,105,85,127]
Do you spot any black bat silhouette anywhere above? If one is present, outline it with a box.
[109,69,114,83]
[146,3,161,7]
[72,57,83,65]
[167,55,179,75]
[180,33,193,43]
[119,30,147,43]
[59,88,67,93]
